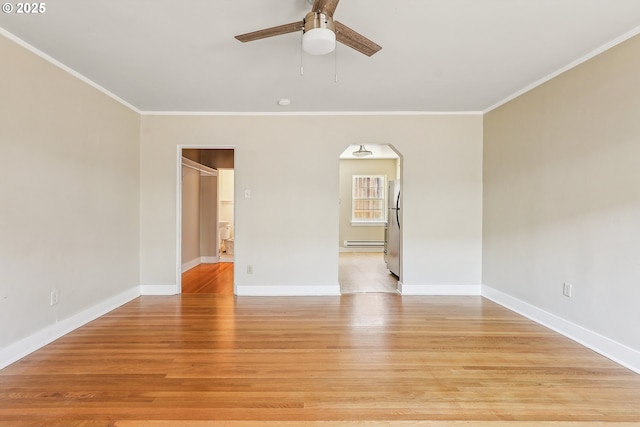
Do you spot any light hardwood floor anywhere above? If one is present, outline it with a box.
[1,294,639,426]
[339,252,398,294]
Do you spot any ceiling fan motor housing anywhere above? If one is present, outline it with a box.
[234,1,381,57]
[303,12,336,55]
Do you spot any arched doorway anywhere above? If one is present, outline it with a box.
[337,144,402,294]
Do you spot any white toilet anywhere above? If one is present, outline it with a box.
[218,221,234,255]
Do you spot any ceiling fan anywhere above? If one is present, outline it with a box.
[234,0,382,57]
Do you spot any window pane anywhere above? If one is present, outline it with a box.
[352,175,386,222]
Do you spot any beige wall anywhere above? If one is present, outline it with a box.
[200,175,218,258]
[483,34,640,351]
[181,166,201,266]
[181,165,219,269]
[140,114,483,294]
[0,35,140,350]
[338,158,397,248]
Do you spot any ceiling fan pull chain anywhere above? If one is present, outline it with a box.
[334,45,338,83]
[300,32,305,76]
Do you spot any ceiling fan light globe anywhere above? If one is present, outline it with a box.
[302,28,336,55]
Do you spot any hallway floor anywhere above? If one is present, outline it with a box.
[182,253,397,295]
[181,262,234,294]
[339,252,398,294]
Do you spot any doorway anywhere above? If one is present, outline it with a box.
[179,148,235,294]
[337,144,402,294]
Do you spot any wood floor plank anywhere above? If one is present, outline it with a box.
[1,294,639,427]
[182,263,234,294]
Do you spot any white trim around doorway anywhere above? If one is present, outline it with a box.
[176,145,236,295]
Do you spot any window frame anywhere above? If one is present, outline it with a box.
[351,174,387,226]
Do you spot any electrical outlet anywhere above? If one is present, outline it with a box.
[246,265,253,274]
[50,289,60,306]
[563,282,572,298]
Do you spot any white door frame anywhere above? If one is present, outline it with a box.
[176,145,235,294]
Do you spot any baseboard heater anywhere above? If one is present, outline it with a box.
[343,240,385,248]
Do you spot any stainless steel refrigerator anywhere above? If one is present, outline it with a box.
[384,179,401,277]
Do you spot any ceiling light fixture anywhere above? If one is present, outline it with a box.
[302,12,336,55]
[352,145,373,157]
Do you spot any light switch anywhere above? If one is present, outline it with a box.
[244,189,251,199]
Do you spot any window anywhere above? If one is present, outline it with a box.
[352,175,386,224]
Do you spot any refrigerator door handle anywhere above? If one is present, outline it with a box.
[396,192,401,228]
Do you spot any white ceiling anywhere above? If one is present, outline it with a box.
[1,0,640,113]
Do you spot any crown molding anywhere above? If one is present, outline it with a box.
[484,24,640,114]
[140,110,484,116]
[0,28,141,114]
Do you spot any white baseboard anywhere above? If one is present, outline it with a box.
[0,287,140,370]
[482,285,640,375]
[400,283,482,296]
[140,284,179,295]
[181,257,201,272]
[182,257,220,272]
[236,284,341,296]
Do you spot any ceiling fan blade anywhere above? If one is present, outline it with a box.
[235,21,304,43]
[312,0,340,17]
[334,21,382,57]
